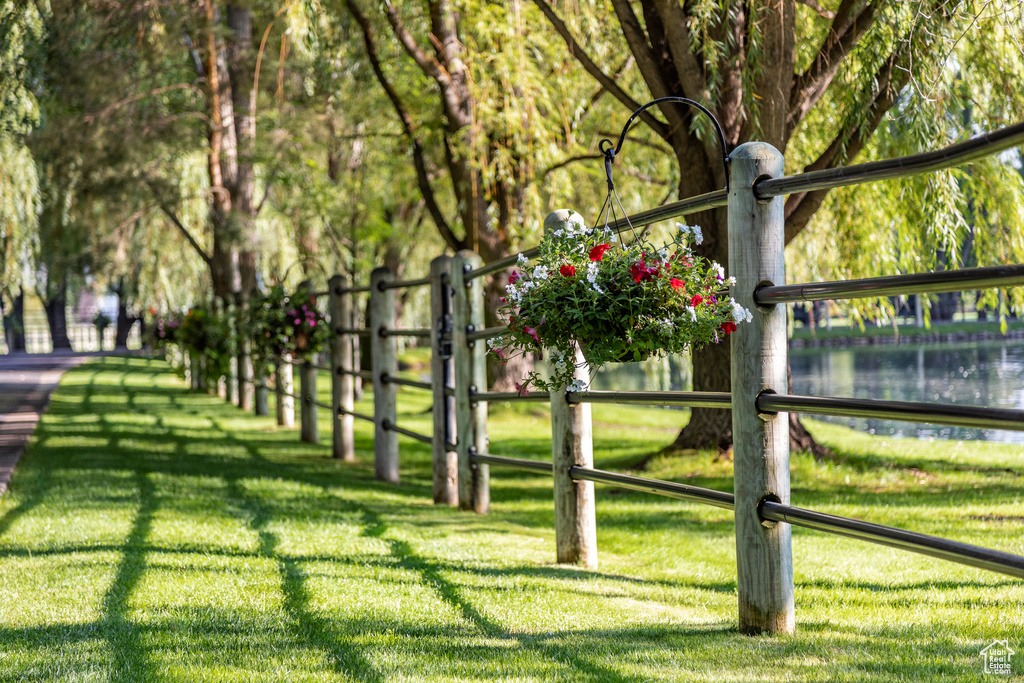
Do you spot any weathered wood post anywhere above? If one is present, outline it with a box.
[330,274,355,461]
[300,361,318,443]
[429,256,458,505]
[370,267,399,482]
[551,348,598,569]
[276,355,295,428]
[226,298,238,404]
[213,297,227,398]
[254,367,269,416]
[236,291,253,412]
[728,141,794,635]
[451,251,489,513]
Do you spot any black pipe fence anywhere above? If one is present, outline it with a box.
[182,119,1024,637]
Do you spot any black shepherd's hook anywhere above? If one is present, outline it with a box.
[595,98,730,242]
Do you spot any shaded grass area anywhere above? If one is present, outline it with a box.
[0,356,1021,681]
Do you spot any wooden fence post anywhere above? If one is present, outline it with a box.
[226,298,238,405]
[254,368,269,416]
[300,361,318,443]
[429,256,457,505]
[370,267,399,482]
[236,291,253,412]
[276,355,295,428]
[728,141,794,635]
[452,251,489,513]
[551,344,597,568]
[330,274,355,461]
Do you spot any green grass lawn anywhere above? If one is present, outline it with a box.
[0,356,1021,681]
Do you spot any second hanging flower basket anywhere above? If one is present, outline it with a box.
[487,210,751,394]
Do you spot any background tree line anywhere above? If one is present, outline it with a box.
[1,0,1022,452]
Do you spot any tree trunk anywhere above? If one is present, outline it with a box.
[115,295,133,348]
[226,4,259,293]
[2,292,26,353]
[43,280,72,350]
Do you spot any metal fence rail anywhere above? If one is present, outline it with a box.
[569,390,732,408]
[472,390,551,402]
[755,120,1024,199]
[337,327,372,336]
[760,501,1024,579]
[569,466,736,509]
[466,188,728,280]
[337,368,373,381]
[381,419,432,444]
[338,406,376,424]
[758,394,1024,432]
[756,263,1024,304]
[380,276,431,290]
[471,452,554,473]
[382,375,433,391]
[379,328,431,338]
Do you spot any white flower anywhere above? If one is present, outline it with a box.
[522,281,536,292]
[676,223,704,245]
[554,229,564,238]
[714,263,725,280]
[685,306,697,322]
[566,211,586,233]
[566,378,588,393]
[731,301,753,323]
[505,284,521,303]
[658,247,669,260]
[659,318,675,331]
[610,234,619,243]
[533,265,549,280]
[586,262,599,282]
[728,276,737,286]
[591,283,605,294]
[517,253,528,266]
[486,337,500,348]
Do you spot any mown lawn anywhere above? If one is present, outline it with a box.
[0,356,1021,681]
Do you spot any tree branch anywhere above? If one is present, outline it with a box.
[784,53,909,244]
[347,0,464,252]
[609,0,676,109]
[796,0,836,20]
[788,0,881,136]
[382,0,451,87]
[532,0,668,139]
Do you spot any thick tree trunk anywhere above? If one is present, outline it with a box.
[2,292,26,353]
[226,4,259,293]
[43,280,72,350]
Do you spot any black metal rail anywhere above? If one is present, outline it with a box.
[466,326,505,342]
[760,501,1024,579]
[379,328,431,338]
[311,399,331,410]
[466,189,728,280]
[757,393,1024,432]
[380,276,431,290]
[337,406,376,423]
[337,368,373,381]
[569,390,732,408]
[341,285,372,294]
[472,390,552,402]
[312,289,329,298]
[336,327,372,336]
[755,121,1024,199]
[381,419,432,444]
[381,374,433,391]
[756,264,1024,305]
[471,452,553,473]
[569,466,736,509]
[309,363,332,372]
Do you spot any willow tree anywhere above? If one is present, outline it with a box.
[536,0,1024,451]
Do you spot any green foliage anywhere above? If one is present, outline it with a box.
[178,306,234,381]
[246,283,329,371]
[490,211,743,392]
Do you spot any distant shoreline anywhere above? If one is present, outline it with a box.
[790,325,1024,348]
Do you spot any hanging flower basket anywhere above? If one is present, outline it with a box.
[246,284,330,367]
[487,210,751,394]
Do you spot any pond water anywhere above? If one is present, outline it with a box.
[575,339,1024,444]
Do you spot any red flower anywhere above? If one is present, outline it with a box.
[669,278,685,291]
[721,321,737,335]
[559,264,576,277]
[691,294,703,306]
[589,243,611,261]
[630,255,659,283]
[508,270,521,284]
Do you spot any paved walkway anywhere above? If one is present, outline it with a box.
[0,352,94,495]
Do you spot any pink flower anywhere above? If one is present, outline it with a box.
[309,320,316,327]
[523,325,540,345]
[294,318,301,325]
[509,270,522,284]
[515,381,530,397]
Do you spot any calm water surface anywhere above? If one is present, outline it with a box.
[574,339,1024,444]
